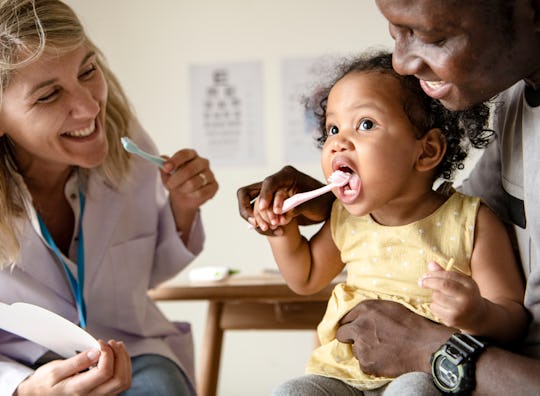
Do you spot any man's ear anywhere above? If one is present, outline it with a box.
[415,128,446,172]
[530,0,540,31]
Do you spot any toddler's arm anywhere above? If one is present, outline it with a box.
[254,200,344,295]
[420,205,528,343]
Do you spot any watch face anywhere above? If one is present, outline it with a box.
[434,355,459,388]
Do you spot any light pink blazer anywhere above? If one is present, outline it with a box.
[0,129,203,395]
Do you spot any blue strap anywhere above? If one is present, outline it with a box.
[37,190,87,329]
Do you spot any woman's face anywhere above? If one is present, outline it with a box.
[375,0,540,110]
[321,71,426,219]
[0,44,108,176]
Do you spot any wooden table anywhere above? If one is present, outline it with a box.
[149,272,341,396]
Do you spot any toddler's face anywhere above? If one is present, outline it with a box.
[321,71,425,218]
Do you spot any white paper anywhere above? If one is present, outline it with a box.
[190,61,265,166]
[0,302,100,357]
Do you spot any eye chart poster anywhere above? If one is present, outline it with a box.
[189,61,265,167]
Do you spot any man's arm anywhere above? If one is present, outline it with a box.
[475,347,540,395]
[335,300,540,395]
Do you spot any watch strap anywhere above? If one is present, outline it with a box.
[431,332,487,394]
[446,333,486,365]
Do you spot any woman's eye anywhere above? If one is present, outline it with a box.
[358,119,375,131]
[36,89,59,104]
[327,125,339,135]
[79,64,97,80]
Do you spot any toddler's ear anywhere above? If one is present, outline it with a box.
[415,128,446,172]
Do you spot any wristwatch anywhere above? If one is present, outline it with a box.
[431,332,487,395]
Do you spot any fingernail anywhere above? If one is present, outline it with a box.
[87,349,100,360]
[273,228,283,236]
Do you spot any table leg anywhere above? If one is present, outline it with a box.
[198,301,224,396]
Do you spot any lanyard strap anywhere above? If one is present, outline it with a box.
[37,190,87,329]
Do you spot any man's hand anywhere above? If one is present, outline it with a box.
[335,300,453,377]
[237,166,334,235]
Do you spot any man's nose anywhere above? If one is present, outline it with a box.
[391,32,425,77]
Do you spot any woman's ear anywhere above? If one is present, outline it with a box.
[415,128,446,172]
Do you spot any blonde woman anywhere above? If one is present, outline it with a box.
[0,1,217,394]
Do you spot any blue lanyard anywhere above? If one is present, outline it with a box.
[37,190,87,329]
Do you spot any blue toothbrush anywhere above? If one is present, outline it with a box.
[120,137,165,169]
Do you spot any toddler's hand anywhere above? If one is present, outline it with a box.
[419,261,486,332]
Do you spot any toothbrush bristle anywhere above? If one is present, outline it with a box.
[328,170,351,186]
[120,137,134,152]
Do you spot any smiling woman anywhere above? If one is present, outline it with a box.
[1,46,109,172]
[0,1,217,395]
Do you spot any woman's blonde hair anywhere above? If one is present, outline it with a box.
[0,0,133,267]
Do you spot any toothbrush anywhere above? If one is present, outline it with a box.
[120,137,166,169]
[280,170,351,213]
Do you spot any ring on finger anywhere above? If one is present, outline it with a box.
[199,172,208,186]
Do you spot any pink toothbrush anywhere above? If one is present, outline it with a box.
[280,170,351,213]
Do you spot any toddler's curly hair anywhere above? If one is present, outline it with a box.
[307,50,493,181]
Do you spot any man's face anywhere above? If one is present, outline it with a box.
[375,0,540,110]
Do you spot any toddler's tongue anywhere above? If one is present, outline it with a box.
[347,173,361,191]
[341,173,361,201]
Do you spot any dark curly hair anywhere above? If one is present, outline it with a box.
[307,50,493,181]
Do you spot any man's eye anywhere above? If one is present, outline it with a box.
[359,119,374,131]
[327,125,339,135]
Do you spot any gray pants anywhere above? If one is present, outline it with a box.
[120,354,194,396]
[271,372,441,396]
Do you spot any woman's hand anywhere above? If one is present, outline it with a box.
[161,149,218,239]
[236,166,334,235]
[16,340,132,395]
[161,149,218,211]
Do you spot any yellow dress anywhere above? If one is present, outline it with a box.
[305,192,480,389]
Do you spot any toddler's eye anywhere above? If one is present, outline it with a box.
[327,125,339,135]
[359,119,375,131]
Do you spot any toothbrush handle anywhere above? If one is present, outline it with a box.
[281,184,335,213]
[133,151,166,168]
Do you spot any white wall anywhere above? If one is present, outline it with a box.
[63,2,393,395]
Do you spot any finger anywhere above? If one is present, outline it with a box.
[335,322,356,344]
[92,340,115,381]
[252,205,272,232]
[237,182,262,222]
[167,148,198,169]
[430,289,459,308]
[335,306,364,344]
[85,340,132,395]
[272,189,293,214]
[257,170,295,210]
[190,170,215,191]
[427,261,446,272]
[58,341,114,394]
[45,348,101,388]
